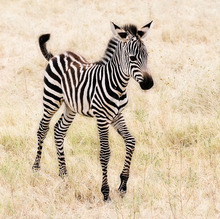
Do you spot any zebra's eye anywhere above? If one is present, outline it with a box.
[130,56,136,61]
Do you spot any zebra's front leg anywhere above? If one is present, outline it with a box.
[97,119,111,202]
[54,107,76,178]
[112,113,135,195]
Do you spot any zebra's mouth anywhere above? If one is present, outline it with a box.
[139,77,154,90]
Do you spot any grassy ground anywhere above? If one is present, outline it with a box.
[0,0,219,218]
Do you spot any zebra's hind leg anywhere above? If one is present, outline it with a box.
[111,113,135,196]
[54,105,76,178]
[32,79,63,172]
[97,118,111,202]
[32,107,60,172]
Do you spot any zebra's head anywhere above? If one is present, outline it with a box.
[111,21,154,90]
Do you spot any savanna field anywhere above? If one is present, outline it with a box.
[0,0,219,218]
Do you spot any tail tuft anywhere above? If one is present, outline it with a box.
[39,34,50,44]
[39,34,53,61]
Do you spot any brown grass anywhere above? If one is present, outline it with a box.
[0,0,219,218]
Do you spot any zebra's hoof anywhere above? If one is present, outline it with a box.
[104,196,111,203]
[32,164,40,172]
[59,171,68,179]
[118,188,126,198]
[101,185,110,202]
[118,174,128,197]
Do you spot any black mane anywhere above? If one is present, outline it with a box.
[122,24,138,36]
[95,37,119,65]
[95,24,139,65]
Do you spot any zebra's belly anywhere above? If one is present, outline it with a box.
[90,93,128,122]
[62,84,128,120]
[63,94,95,117]
[65,97,127,120]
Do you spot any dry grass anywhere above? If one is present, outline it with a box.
[0,0,220,218]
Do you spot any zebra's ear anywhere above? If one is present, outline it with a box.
[138,20,153,39]
[110,22,128,39]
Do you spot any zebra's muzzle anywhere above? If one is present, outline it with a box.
[139,74,154,90]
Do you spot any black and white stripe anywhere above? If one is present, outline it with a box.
[33,21,154,201]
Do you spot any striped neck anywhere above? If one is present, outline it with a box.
[94,37,130,92]
[96,37,120,65]
[96,36,130,78]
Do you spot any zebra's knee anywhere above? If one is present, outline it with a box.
[37,125,49,135]
[37,123,49,142]
[54,120,66,143]
[54,122,60,140]
[100,148,111,164]
[126,136,135,152]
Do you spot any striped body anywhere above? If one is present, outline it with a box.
[45,49,128,121]
[33,22,154,201]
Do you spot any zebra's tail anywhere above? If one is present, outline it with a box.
[39,34,54,61]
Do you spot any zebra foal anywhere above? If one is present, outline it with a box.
[32,21,154,201]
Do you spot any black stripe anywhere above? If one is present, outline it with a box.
[44,88,61,101]
[44,77,62,93]
[46,65,61,83]
[43,96,59,108]
[52,59,63,77]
